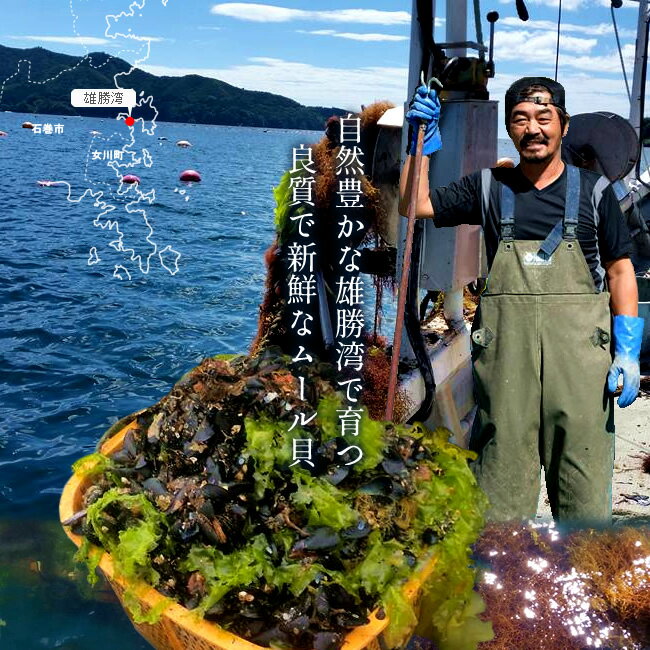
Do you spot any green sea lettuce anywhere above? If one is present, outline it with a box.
[181,534,271,613]
[316,394,386,471]
[78,488,170,623]
[74,537,103,586]
[271,562,327,597]
[273,170,308,243]
[290,472,358,529]
[351,531,410,594]
[407,428,492,650]
[71,452,113,478]
[243,416,293,498]
[381,583,418,648]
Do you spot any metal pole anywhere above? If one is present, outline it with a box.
[407,0,429,92]
[443,0,467,327]
[629,0,650,136]
[446,0,467,57]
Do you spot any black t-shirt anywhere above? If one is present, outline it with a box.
[430,165,633,291]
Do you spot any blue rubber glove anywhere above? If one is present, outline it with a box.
[607,314,645,407]
[405,85,442,156]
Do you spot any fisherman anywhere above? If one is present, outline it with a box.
[398,77,645,523]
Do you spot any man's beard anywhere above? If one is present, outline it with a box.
[520,149,553,164]
[519,136,552,164]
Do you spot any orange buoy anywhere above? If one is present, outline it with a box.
[22,122,34,129]
[179,169,201,182]
[122,174,140,184]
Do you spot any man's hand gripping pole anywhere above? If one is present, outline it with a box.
[385,75,442,422]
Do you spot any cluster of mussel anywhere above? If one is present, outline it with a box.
[67,348,445,650]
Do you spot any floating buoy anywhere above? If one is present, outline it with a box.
[89,130,101,135]
[176,140,191,147]
[22,122,34,129]
[158,136,168,141]
[179,169,201,182]
[0,131,7,136]
[122,174,140,184]
[37,180,65,187]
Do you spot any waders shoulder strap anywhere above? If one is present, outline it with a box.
[563,164,581,239]
[499,181,515,241]
[481,168,492,228]
[538,164,581,258]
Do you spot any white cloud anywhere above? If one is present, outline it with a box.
[9,35,111,45]
[495,29,598,60]
[140,57,408,111]
[554,42,636,72]
[298,29,408,42]
[494,27,637,74]
[210,3,410,25]
[499,16,635,38]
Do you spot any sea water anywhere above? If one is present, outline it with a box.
[0,111,517,648]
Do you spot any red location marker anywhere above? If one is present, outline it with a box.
[125,116,135,126]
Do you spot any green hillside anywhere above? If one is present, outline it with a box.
[0,44,347,129]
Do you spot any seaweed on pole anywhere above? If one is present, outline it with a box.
[250,102,395,361]
[359,334,412,424]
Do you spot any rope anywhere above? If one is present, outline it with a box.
[554,0,562,80]
[611,4,632,101]
[635,12,650,190]
[473,0,485,58]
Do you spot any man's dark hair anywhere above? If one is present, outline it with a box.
[505,77,568,133]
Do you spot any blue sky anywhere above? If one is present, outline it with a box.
[0,0,644,136]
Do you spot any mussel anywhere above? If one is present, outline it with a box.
[291,527,339,553]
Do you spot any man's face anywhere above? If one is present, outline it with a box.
[508,90,566,164]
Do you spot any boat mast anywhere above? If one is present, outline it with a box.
[445,0,467,58]
[629,0,650,137]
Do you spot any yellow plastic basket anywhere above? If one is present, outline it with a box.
[60,422,438,650]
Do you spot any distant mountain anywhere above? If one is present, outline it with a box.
[0,44,347,130]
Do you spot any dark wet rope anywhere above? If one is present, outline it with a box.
[473,0,485,57]
[611,3,631,101]
[554,0,562,80]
